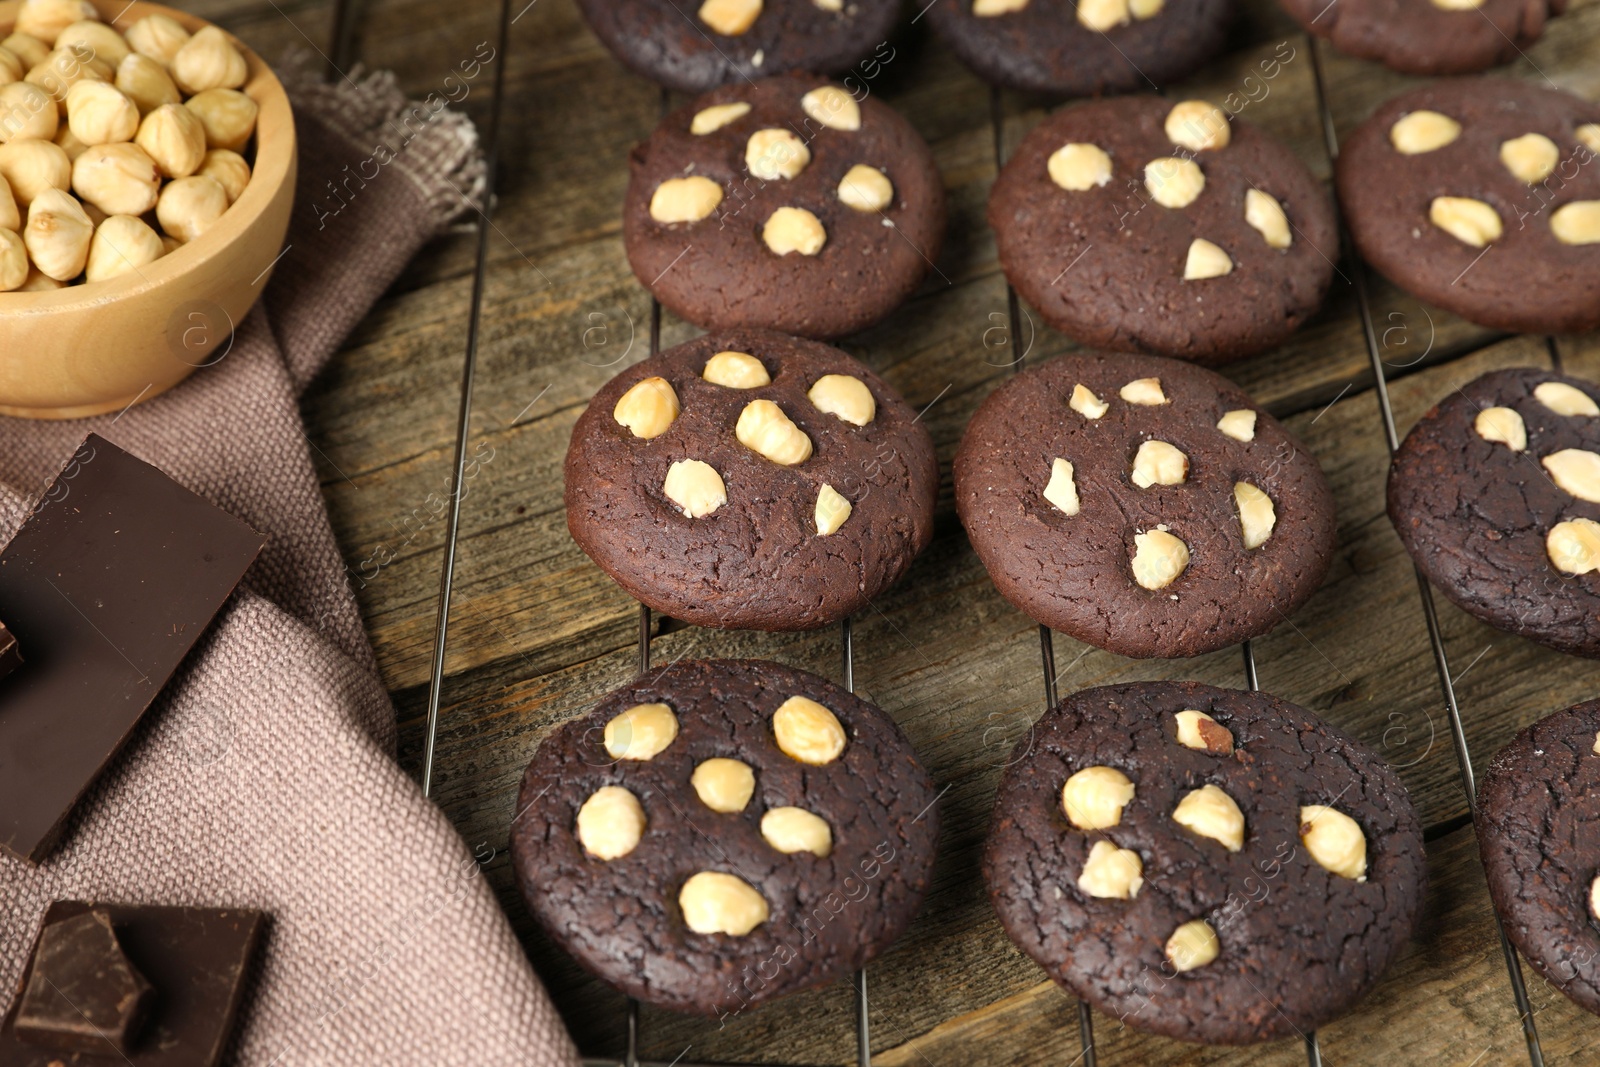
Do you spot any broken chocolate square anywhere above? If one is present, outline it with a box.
[0,620,21,682]
[14,909,154,1054]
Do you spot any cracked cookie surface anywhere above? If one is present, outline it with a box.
[566,329,938,631]
[988,95,1337,366]
[983,681,1427,1045]
[1280,0,1566,75]
[954,351,1337,658]
[1388,367,1600,658]
[509,658,939,1016]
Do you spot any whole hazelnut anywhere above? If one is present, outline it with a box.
[124,15,190,67]
[156,174,228,243]
[197,148,249,203]
[55,20,132,67]
[0,173,18,229]
[0,46,24,84]
[84,212,163,282]
[65,80,138,145]
[170,27,247,95]
[0,80,59,142]
[116,53,181,115]
[72,141,159,215]
[184,87,257,152]
[0,138,70,204]
[2,35,52,73]
[23,184,91,280]
[26,45,113,112]
[0,228,27,290]
[134,102,205,177]
[15,0,100,47]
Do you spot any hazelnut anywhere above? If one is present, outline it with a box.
[602,702,679,761]
[973,0,1030,12]
[698,0,763,36]
[680,871,769,936]
[1061,766,1135,830]
[1579,125,1600,155]
[662,459,726,518]
[1234,482,1275,549]
[185,87,257,152]
[1069,383,1108,419]
[575,785,646,860]
[1430,196,1501,248]
[760,807,832,857]
[689,101,749,135]
[56,21,130,67]
[1534,381,1599,418]
[690,758,755,813]
[135,102,205,177]
[16,265,61,288]
[125,15,190,67]
[1144,156,1204,209]
[703,350,770,388]
[1499,132,1559,185]
[772,695,846,765]
[71,141,158,215]
[1165,919,1220,972]
[15,0,98,47]
[1078,839,1143,899]
[612,375,680,439]
[838,163,892,212]
[197,148,249,202]
[1131,440,1188,488]
[808,373,874,425]
[65,80,137,145]
[1551,201,1600,246]
[1245,188,1292,250]
[814,0,844,9]
[2,35,51,73]
[746,127,809,181]
[0,138,70,204]
[1174,709,1234,755]
[23,185,89,280]
[1131,528,1189,590]
[170,26,247,95]
[1216,408,1256,441]
[1473,406,1526,451]
[815,483,852,535]
[0,80,59,142]
[737,398,813,465]
[1390,110,1461,155]
[0,173,17,228]
[1130,0,1164,15]
[1165,100,1230,152]
[27,46,113,111]
[763,206,825,255]
[1183,237,1233,280]
[1300,804,1367,881]
[801,85,859,132]
[84,212,162,281]
[649,175,722,224]
[1043,457,1080,517]
[1542,449,1600,503]
[156,173,226,242]
[0,47,23,84]
[1077,0,1130,31]
[1048,142,1112,192]
[0,228,27,290]
[1172,783,1245,851]
[1547,519,1600,575]
[115,54,179,116]
[53,121,85,159]
[1120,377,1166,405]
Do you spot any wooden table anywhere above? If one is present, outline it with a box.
[213,0,1600,1059]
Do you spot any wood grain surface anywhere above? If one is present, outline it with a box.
[221,0,1600,1058]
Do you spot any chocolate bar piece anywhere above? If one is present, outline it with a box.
[14,910,154,1054]
[0,620,21,681]
[2,902,265,1066]
[0,435,263,862]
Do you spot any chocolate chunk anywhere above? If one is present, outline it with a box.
[14,910,154,1055]
[2,902,266,1066]
[0,435,264,862]
[0,620,21,681]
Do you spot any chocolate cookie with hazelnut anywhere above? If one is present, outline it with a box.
[1388,367,1600,658]
[954,351,1337,659]
[509,657,939,1016]
[623,72,945,340]
[565,328,938,631]
[1279,0,1567,75]
[984,680,1427,1044]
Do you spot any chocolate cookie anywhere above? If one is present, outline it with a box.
[954,352,1337,658]
[623,74,945,340]
[1388,367,1600,658]
[566,329,939,630]
[1280,0,1566,76]
[989,95,1337,365]
[1478,699,1600,1017]
[984,681,1427,1044]
[575,0,902,93]
[927,0,1231,97]
[509,657,939,1016]
[1337,79,1600,336]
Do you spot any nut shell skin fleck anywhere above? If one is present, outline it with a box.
[510,658,939,1016]
[983,681,1426,1045]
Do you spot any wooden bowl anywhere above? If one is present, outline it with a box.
[0,0,296,419]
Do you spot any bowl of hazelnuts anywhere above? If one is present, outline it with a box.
[0,0,294,418]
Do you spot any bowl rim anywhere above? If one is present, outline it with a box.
[0,0,296,314]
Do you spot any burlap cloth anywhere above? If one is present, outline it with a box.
[0,56,580,1066]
